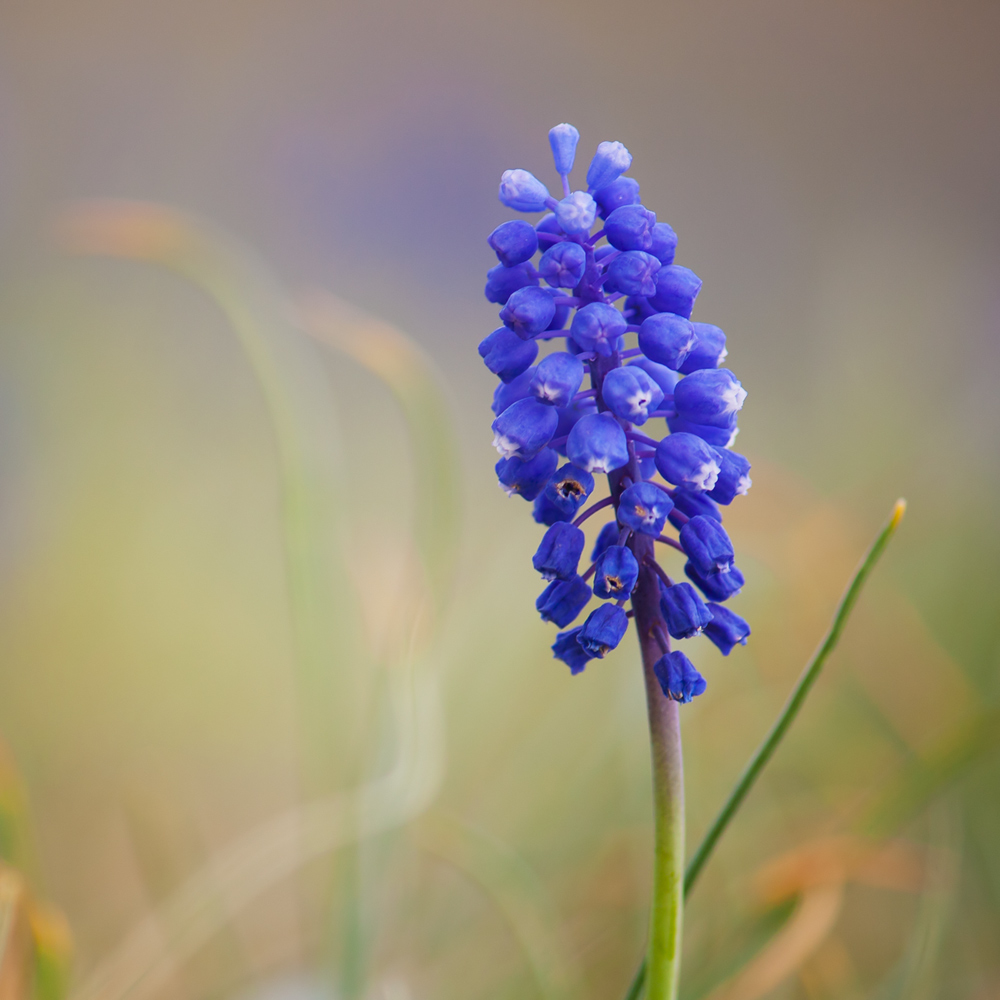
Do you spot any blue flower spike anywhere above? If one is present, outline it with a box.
[481,124,751,694]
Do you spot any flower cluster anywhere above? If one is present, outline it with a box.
[480,125,751,703]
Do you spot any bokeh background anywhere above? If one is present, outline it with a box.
[0,2,998,999]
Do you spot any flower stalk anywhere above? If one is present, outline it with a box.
[633,535,685,1000]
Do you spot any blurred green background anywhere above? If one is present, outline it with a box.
[0,2,997,999]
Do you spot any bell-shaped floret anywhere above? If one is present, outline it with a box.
[544,288,570,331]
[605,204,657,251]
[495,448,559,501]
[707,449,752,505]
[593,176,640,219]
[500,286,557,339]
[492,397,558,461]
[649,223,678,264]
[593,545,639,599]
[533,521,586,581]
[680,515,735,576]
[485,261,538,304]
[679,323,727,373]
[530,352,584,407]
[591,521,619,562]
[666,414,738,449]
[667,487,722,530]
[479,327,539,383]
[551,397,597,455]
[624,294,657,324]
[491,367,535,416]
[648,265,702,318]
[555,191,597,234]
[537,574,592,626]
[653,651,707,703]
[608,251,661,296]
[685,561,744,602]
[552,627,593,675]
[566,412,629,474]
[533,492,572,526]
[659,581,713,639]
[629,357,680,398]
[655,432,722,491]
[499,168,550,212]
[674,368,746,428]
[549,123,581,176]
[704,603,751,655]
[488,220,539,267]
[570,302,627,357]
[578,604,628,657]
[544,463,595,517]
[618,482,674,536]
[539,241,587,288]
[586,141,633,192]
[601,366,664,425]
[638,313,696,370]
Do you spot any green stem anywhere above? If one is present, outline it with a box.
[632,536,684,1000]
[622,498,906,999]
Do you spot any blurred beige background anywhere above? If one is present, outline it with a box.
[0,3,997,1000]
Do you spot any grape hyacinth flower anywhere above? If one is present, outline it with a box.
[481,123,751,674]
[479,125,753,1000]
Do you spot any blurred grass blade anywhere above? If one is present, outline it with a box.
[0,743,38,884]
[29,903,73,1000]
[700,883,844,1000]
[0,867,31,1000]
[296,289,461,613]
[69,628,444,1000]
[56,200,362,791]
[871,802,960,1000]
[295,290,461,997]
[864,704,1000,837]
[417,814,577,1000]
[626,499,906,1000]
[684,498,907,894]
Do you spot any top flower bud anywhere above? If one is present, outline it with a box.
[586,141,633,192]
[499,169,551,212]
[555,191,597,234]
[549,123,581,176]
